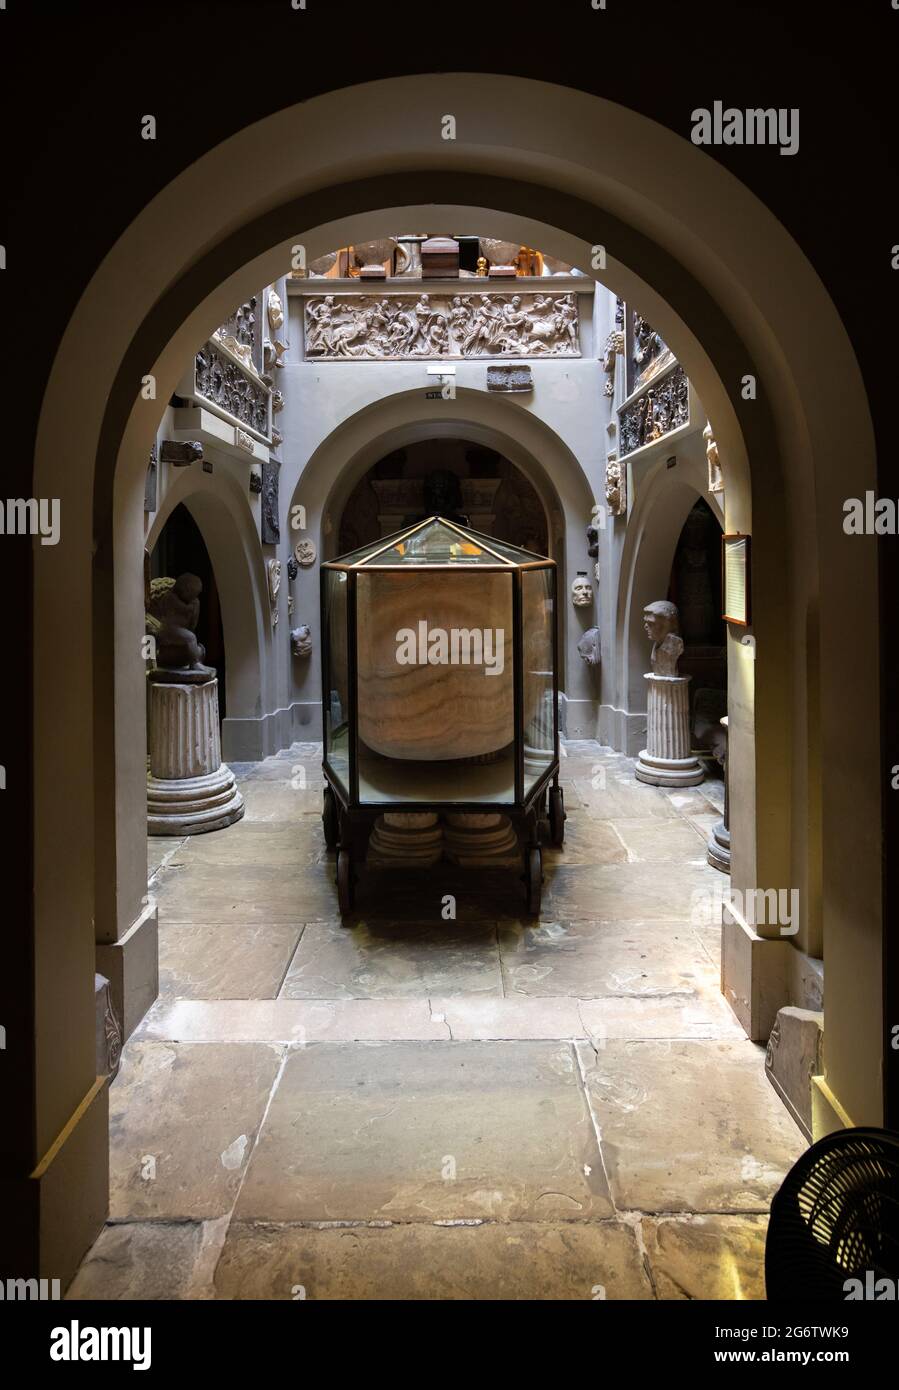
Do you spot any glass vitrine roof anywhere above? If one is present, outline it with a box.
[327,516,549,568]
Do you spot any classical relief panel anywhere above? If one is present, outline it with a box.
[194,339,271,439]
[216,296,262,374]
[632,311,675,388]
[619,365,689,456]
[303,291,580,360]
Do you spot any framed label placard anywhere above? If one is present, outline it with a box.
[722,533,751,626]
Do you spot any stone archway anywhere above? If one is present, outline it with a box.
[23,75,881,1282]
[145,467,270,760]
[282,389,596,740]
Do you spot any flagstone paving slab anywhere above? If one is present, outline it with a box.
[499,918,714,999]
[214,1219,652,1300]
[576,1039,804,1213]
[279,919,502,999]
[108,1041,282,1220]
[157,921,304,1001]
[234,1040,613,1223]
[642,1214,769,1300]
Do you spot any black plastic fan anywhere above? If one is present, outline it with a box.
[765,1127,899,1299]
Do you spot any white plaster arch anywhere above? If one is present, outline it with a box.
[27,76,881,1203]
[283,385,596,721]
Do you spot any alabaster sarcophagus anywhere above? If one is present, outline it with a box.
[321,516,558,806]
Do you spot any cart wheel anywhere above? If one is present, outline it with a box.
[322,785,339,849]
[548,785,566,846]
[525,845,543,916]
[336,846,354,914]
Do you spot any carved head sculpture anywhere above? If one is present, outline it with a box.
[643,600,684,676]
[577,626,601,666]
[290,624,313,658]
[643,600,679,642]
[571,573,593,607]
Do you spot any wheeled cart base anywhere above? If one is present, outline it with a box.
[321,776,565,919]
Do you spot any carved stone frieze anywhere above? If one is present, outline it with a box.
[605,450,626,515]
[619,365,689,456]
[215,295,261,373]
[487,363,533,392]
[303,291,581,360]
[632,312,674,386]
[194,340,271,439]
[261,459,281,545]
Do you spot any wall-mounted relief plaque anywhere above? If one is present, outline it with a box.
[722,533,751,626]
[303,291,580,360]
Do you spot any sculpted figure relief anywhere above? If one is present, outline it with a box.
[643,600,684,677]
[605,452,626,515]
[704,421,724,493]
[267,559,282,626]
[304,291,580,360]
[267,289,284,331]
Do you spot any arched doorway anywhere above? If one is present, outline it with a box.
[23,76,880,1285]
[149,503,227,718]
[337,439,549,558]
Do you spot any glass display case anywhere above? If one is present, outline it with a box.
[320,516,564,914]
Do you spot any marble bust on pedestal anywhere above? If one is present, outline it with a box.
[635,599,704,788]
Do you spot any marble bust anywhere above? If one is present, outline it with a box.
[643,600,684,676]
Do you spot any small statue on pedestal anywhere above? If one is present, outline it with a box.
[145,572,243,833]
[635,599,703,787]
[147,573,214,676]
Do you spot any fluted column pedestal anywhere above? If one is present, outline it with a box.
[635,673,704,787]
[147,672,244,835]
[708,714,731,872]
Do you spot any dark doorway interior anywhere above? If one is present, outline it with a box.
[668,497,726,758]
[338,439,549,557]
[150,503,227,719]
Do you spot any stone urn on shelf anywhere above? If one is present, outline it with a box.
[145,573,244,835]
[634,600,704,788]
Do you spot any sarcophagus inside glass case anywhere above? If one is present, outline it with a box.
[321,517,558,807]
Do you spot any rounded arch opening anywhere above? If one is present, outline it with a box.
[28,76,882,1185]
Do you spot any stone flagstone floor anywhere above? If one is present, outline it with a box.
[68,740,804,1301]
